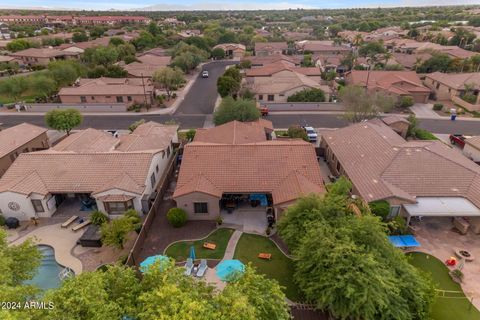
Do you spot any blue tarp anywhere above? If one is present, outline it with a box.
[249,193,268,206]
[388,235,420,248]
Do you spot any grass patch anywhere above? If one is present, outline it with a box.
[414,128,438,140]
[233,233,302,302]
[408,252,480,320]
[165,228,234,261]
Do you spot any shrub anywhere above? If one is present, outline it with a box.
[128,119,145,132]
[462,94,477,104]
[450,269,464,283]
[287,88,326,102]
[0,214,5,226]
[415,128,438,140]
[91,210,109,225]
[287,126,309,141]
[185,129,196,141]
[433,103,443,111]
[166,208,187,228]
[387,216,408,235]
[127,104,143,112]
[369,200,390,220]
[125,209,142,232]
[397,96,415,108]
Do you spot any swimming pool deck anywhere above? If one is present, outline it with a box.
[10,222,85,275]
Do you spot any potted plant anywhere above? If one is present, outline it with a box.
[450,269,464,284]
[265,226,271,236]
[216,216,223,226]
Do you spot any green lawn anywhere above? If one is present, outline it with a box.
[233,233,302,302]
[408,252,480,320]
[165,228,234,261]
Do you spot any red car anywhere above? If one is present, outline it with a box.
[259,105,269,116]
[449,134,471,148]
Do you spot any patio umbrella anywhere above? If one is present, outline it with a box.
[189,246,196,261]
[215,259,245,282]
[139,255,170,273]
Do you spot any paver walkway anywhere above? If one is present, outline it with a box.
[223,230,243,260]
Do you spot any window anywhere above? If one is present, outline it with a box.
[166,146,170,157]
[436,83,440,90]
[91,96,95,100]
[388,205,401,218]
[150,173,156,189]
[127,96,132,102]
[105,200,134,215]
[155,165,159,173]
[258,94,264,100]
[116,96,124,103]
[31,199,44,213]
[80,96,87,103]
[336,161,341,173]
[267,95,274,101]
[194,202,208,214]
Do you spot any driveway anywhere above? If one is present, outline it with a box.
[174,60,237,115]
[409,103,441,119]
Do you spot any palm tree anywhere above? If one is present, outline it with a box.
[413,57,423,72]
[383,52,393,70]
[353,34,363,47]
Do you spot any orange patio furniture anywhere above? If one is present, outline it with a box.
[203,242,216,250]
[258,253,272,260]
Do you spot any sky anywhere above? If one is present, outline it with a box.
[1,0,479,11]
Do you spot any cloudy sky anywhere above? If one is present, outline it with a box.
[2,0,479,11]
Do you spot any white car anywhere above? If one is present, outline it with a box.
[202,71,209,78]
[303,126,318,142]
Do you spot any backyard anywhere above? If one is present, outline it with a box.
[408,252,480,320]
[164,228,234,261]
[233,233,302,302]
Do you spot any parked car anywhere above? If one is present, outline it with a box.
[303,126,318,142]
[449,134,471,149]
[202,70,209,78]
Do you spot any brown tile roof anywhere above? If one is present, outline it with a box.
[392,52,432,69]
[0,123,47,159]
[254,42,288,52]
[245,62,320,77]
[52,128,119,153]
[58,77,153,96]
[465,136,480,150]
[347,70,430,95]
[425,72,480,90]
[0,151,156,196]
[213,43,246,51]
[174,139,325,204]
[117,122,178,152]
[244,54,301,67]
[194,120,271,144]
[296,40,351,53]
[11,48,79,58]
[136,54,171,66]
[382,115,410,125]
[323,119,480,207]
[97,194,135,202]
[123,61,167,78]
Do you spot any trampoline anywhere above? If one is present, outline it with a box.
[388,235,420,248]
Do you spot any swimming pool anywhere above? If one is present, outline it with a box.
[25,245,68,290]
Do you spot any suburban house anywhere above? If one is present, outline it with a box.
[346,70,431,103]
[212,43,246,58]
[173,120,325,220]
[58,77,154,107]
[295,40,351,55]
[10,48,79,66]
[0,122,177,220]
[244,62,331,102]
[320,119,480,224]
[0,123,49,177]
[242,54,301,68]
[463,136,480,163]
[391,52,432,70]
[424,72,480,110]
[122,54,171,78]
[254,42,288,56]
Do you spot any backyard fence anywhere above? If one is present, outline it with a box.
[125,151,178,267]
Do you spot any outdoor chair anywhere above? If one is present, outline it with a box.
[196,259,208,277]
[203,242,216,250]
[184,258,194,276]
[61,215,78,228]
[258,253,272,260]
[72,219,91,232]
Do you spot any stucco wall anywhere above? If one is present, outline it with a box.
[59,93,152,106]
[463,143,480,162]
[0,191,55,220]
[174,192,221,220]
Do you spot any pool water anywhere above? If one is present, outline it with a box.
[25,245,64,290]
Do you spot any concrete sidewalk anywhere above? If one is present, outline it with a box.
[223,230,242,260]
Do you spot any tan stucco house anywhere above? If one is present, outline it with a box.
[10,48,79,66]
[213,43,246,58]
[424,72,480,109]
[0,122,178,220]
[173,120,325,221]
[0,123,49,177]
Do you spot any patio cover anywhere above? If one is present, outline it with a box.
[403,197,480,220]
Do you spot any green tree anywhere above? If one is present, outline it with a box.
[72,32,88,42]
[339,85,394,122]
[287,88,326,102]
[92,46,119,66]
[45,109,83,135]
[287,126,309,142]
[101,215,137,249]
[109,37,125,46]
[417,53,451,73]
[0,77,28,103]
[211,47,225,59]
[6,39,36,52]
[131,31,157,51]
[213,97,260,125]
[48,60,85,86]
[30,75,57,101]
[217,75,241,98]
[153,67,186,99]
